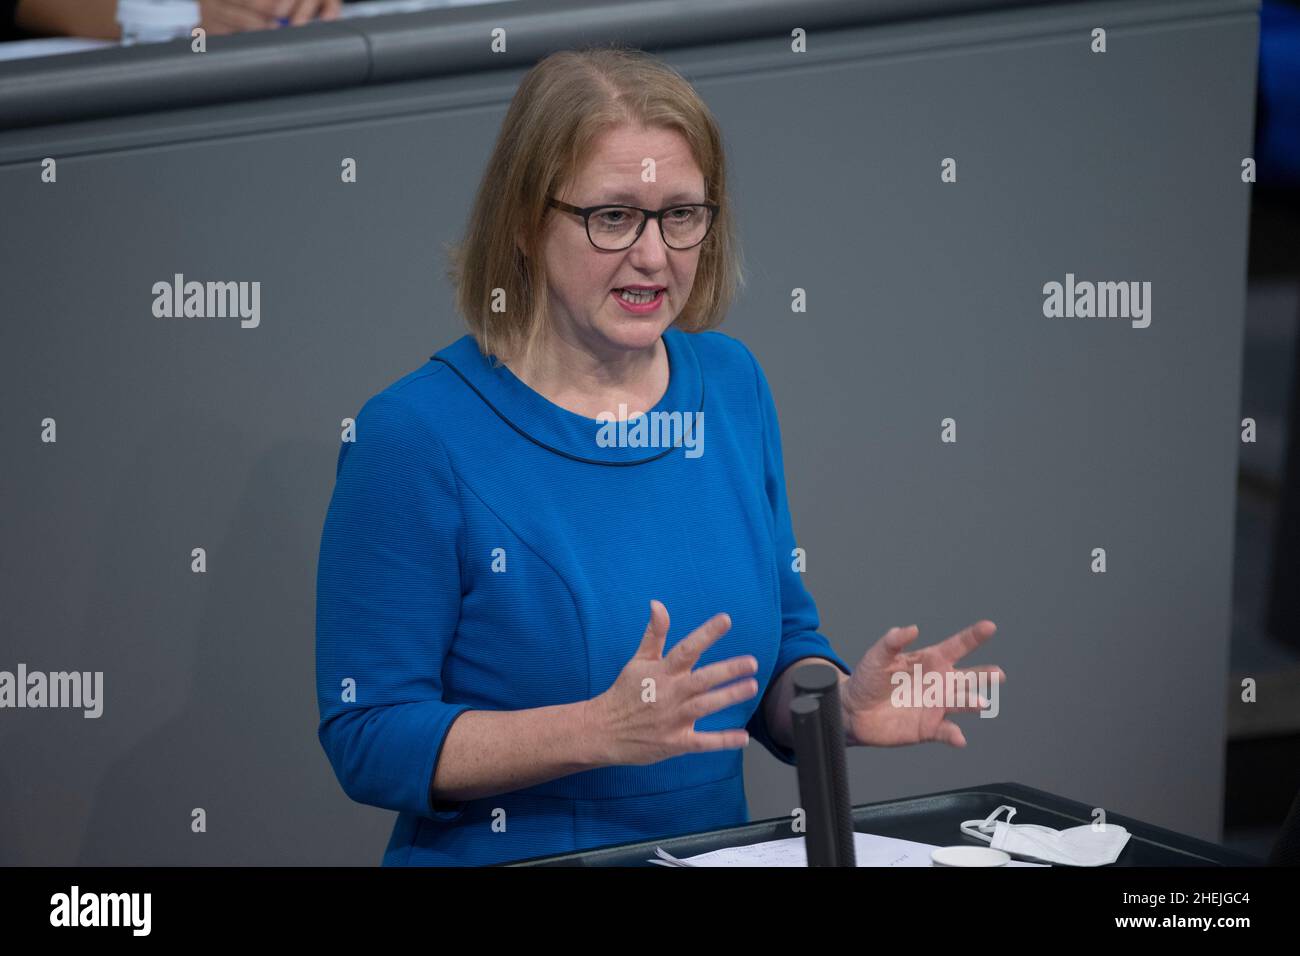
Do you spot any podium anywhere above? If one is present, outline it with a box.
[507,782,1260,867]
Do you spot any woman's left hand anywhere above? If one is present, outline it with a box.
[839,621,1005,748]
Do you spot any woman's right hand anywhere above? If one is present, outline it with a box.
[584,600,760,766]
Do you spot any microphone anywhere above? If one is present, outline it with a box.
[791,663,855,866]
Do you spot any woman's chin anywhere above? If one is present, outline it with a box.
[594,323,664,352]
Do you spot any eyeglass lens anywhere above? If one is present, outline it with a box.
[588,206,711,250]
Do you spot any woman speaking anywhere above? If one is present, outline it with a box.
[315,46,1005,866]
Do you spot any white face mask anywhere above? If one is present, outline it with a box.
[960,805,1131,866]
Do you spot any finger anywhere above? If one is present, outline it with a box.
[864,625,918,665]
[636,600,670,660]
[321,0,343,18]
[235,0,293,14]
[933,620,996,664]
[213,10,269,33]
[939,667,1005,712]
[687,678,759,720]
[886,624,920,653]
[945,696,990,714]
[230,0,290,15]
[935,719,967,747]
[289,0,320,25]
[960,665,1006,684]
[200,16,235,35]
[687,655,758,695]
[211,3,275,31]
[665,612,731,673]
[684,728,750,753]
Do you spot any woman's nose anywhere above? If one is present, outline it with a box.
[630,218,671,262]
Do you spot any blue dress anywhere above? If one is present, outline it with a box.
[315,327,851,865]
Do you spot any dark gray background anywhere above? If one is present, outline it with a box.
[0,0,1258,863]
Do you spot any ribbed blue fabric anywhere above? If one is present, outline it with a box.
[315,328,851,866]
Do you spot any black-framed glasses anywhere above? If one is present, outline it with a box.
[546,197,720,251]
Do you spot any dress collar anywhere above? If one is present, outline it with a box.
[430,326,704,465]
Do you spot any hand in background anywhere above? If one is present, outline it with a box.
[200,0,341,35]
[286,0,342,27]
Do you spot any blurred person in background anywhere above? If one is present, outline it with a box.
[0,0,340,41]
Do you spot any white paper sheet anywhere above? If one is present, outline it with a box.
[651,831,1048,867]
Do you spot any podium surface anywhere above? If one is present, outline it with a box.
[508,782,1261,867]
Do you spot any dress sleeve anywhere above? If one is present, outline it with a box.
[740,344,853,766]
[315,390,473,819]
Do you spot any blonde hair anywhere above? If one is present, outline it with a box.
[444,44,745,366]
